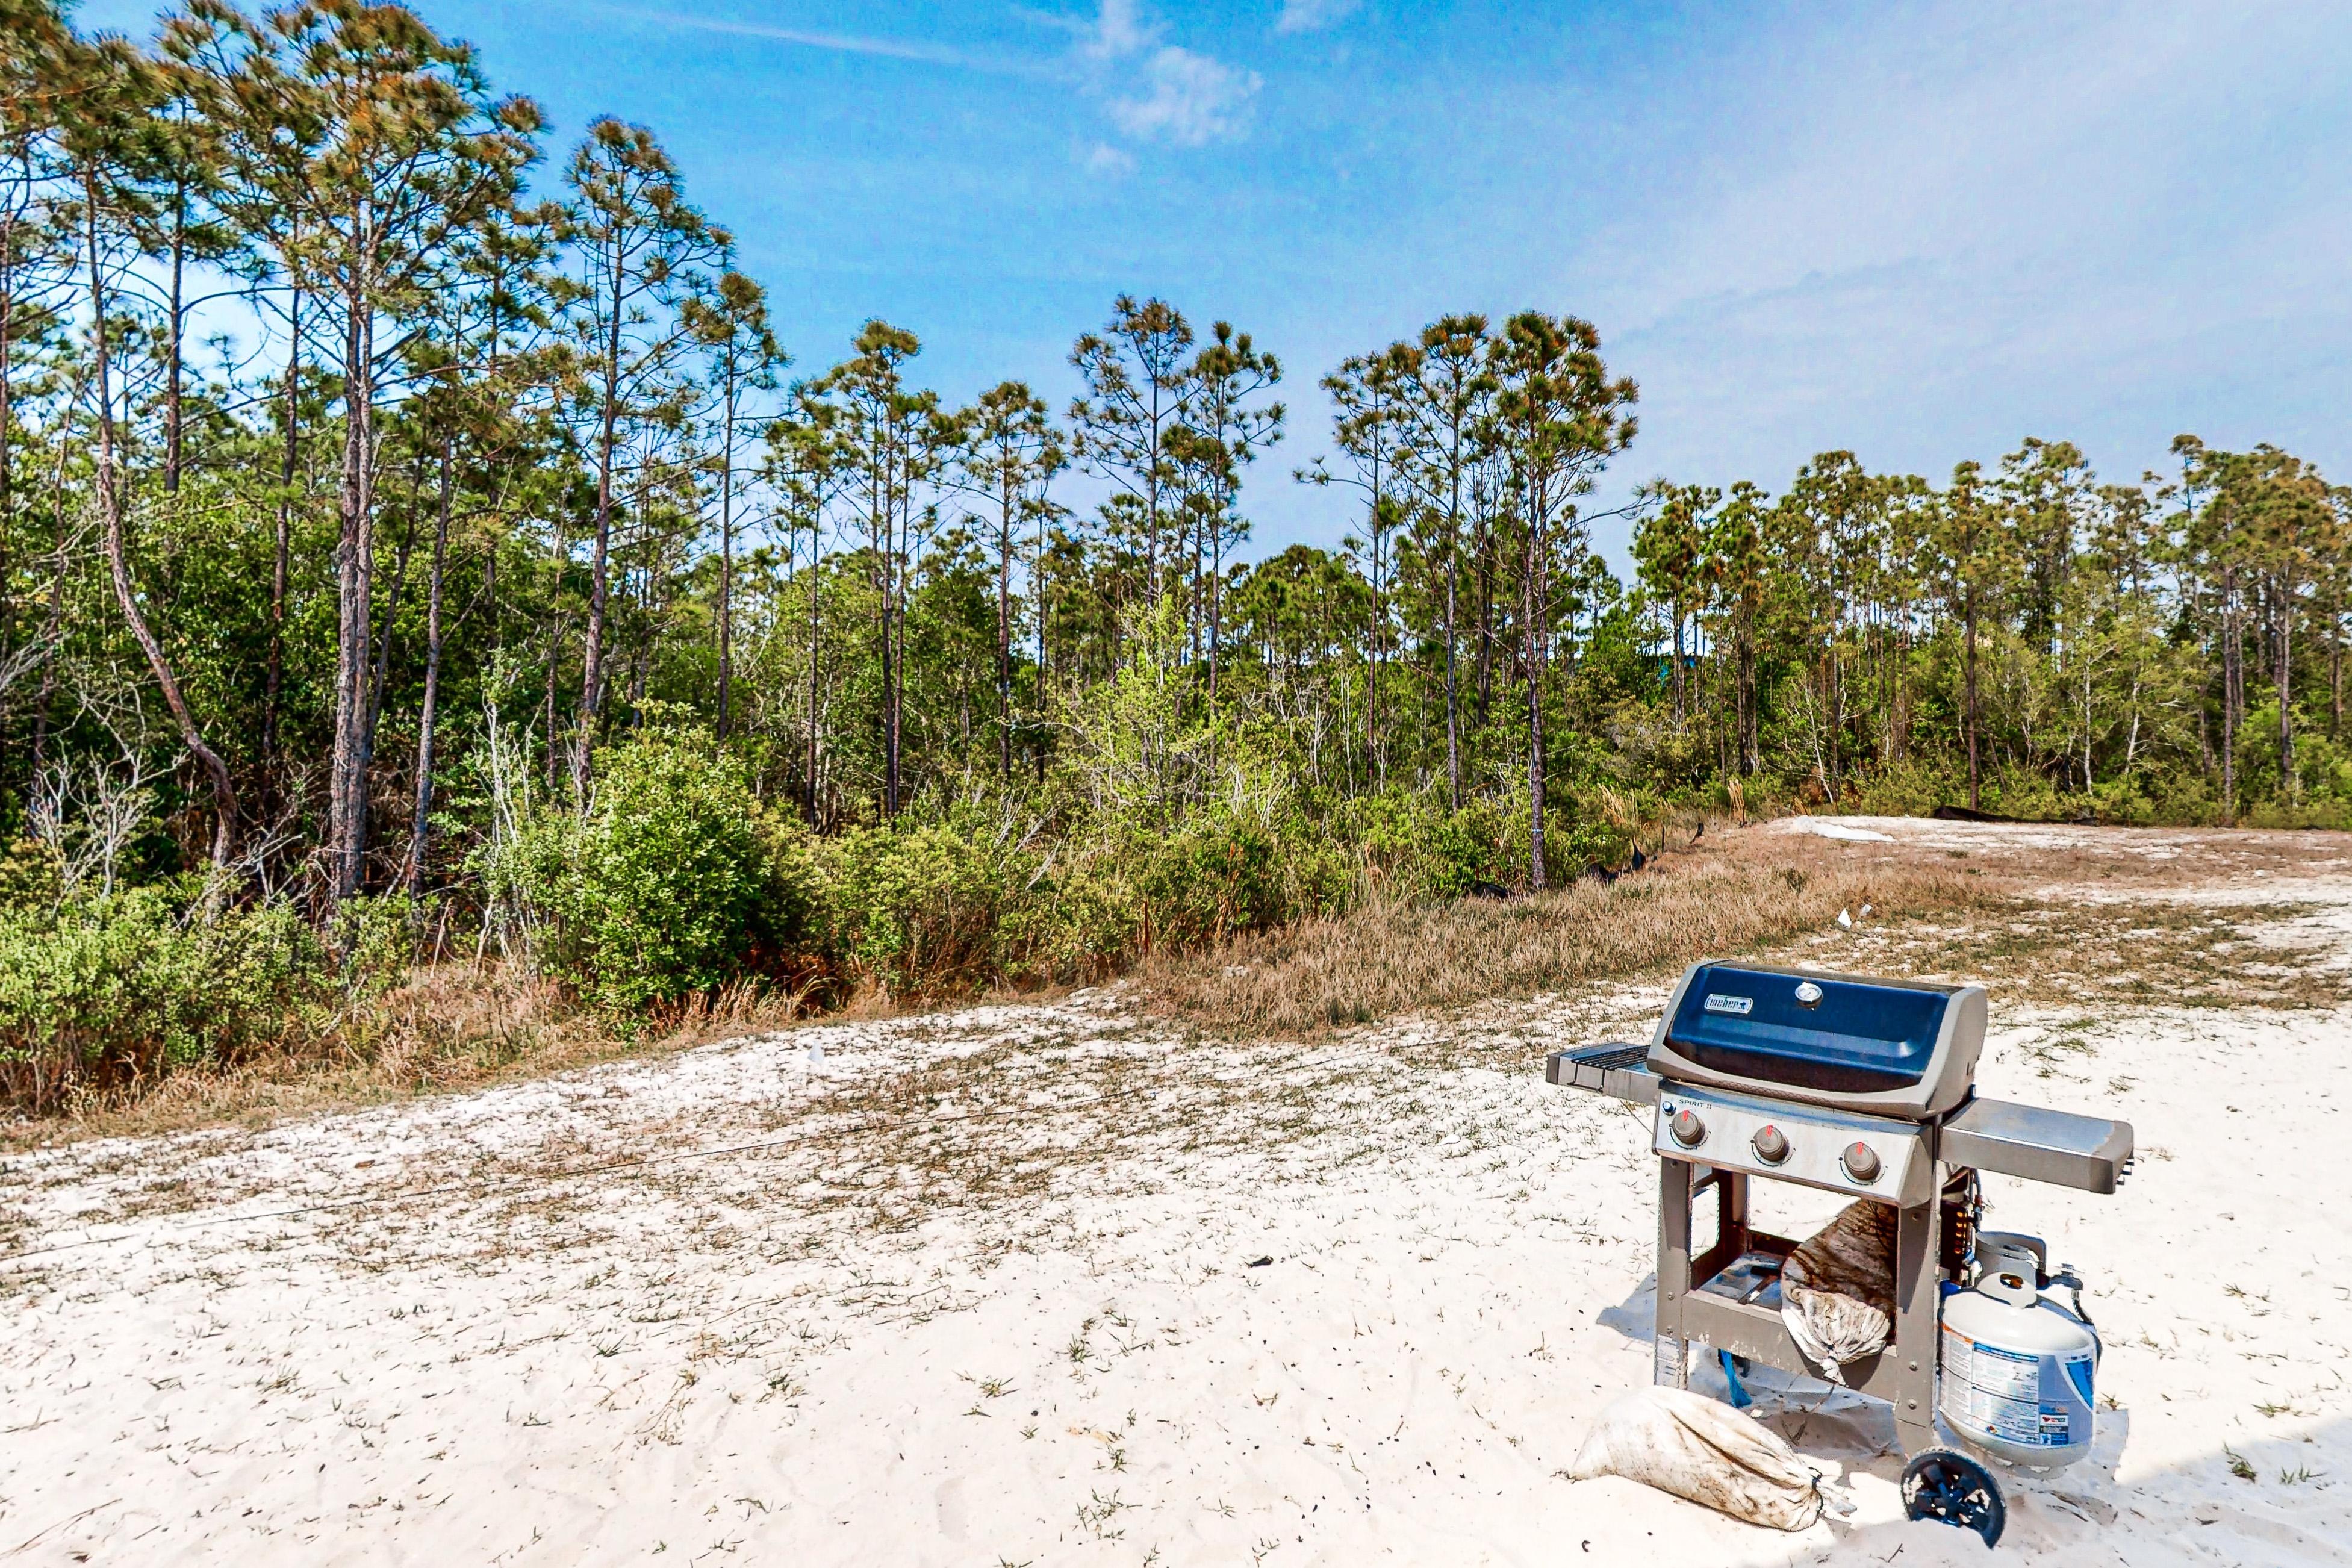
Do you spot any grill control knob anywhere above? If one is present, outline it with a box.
[1669,1107,1706,1148]
[1841,1142,1883,1183]
[1751,1125,1790,1165]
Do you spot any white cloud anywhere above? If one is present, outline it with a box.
[1109,45,1260,145]
[1078,0,1262,146]
[1083,140,1137,174]
[1275,0,1362,35]
[602,5,1047,78]
[1553,0,2352,549]
[1082,0,1156,61]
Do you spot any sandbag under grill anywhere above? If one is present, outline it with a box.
[1779,1199,1896,1381]
[1567,1386,1828,1531]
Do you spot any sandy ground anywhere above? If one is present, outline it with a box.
[0,818,2347,1565]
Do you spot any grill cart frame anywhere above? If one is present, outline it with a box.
[1548,962,2132,1537]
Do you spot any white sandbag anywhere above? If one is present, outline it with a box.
[1781,1288,1888,1381]
[1567,1386,1825,1531]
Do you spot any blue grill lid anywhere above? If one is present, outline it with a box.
[1666,963,1950,1095]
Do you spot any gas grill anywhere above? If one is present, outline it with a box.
[1549,959,2132,1534]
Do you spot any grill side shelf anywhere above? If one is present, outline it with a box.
[1941,1097,2134,1193]
[1545,1043,1660,1106]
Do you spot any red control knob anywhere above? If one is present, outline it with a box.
[1841,1142,1883,1183]
[1669,1107,1706,1148]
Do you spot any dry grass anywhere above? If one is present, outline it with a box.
[16,819,2344,1153]
[1143,820,2352,1038]
[10,820,2345,1299]
[0,963,820,1154]
[1830,898,2351,1012]
[1145,835,2006,1037]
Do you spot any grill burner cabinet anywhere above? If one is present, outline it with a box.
[1548,960,2134,1547]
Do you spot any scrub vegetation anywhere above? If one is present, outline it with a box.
[0,2,2347,1117]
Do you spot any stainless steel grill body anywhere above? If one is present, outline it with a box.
[1548,960,2132,1461]
[1647,960,1986,1118]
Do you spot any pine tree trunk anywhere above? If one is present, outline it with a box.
[1443,448,1461,810]
[87,176,237,871]
[997,479,1013,779]
[806,530,823,826]
[579,393,616,781]
[716,359,737,741]
[1034,503,1050,786]
[1965,594,1981,812]
[542,564,563,794]
[1474,502,1495,727]
[2277,576,2294,802]
[2330,591,2342,741]
[264,291,298,788]
[0,204,13,545]
[329,268,379,898]
[1525,490,1546,891]
[578,239,624,789]
[407,437,452,898]
[366,492,417,758]
[1670,602,1685,726]
[28,437,66,780]
[2221,571,2239,822]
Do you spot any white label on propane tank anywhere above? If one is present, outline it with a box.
[1703,994,1753,1015]
[1941,1322,2075,1448]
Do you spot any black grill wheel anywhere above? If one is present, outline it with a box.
[1902,1446,2006,1547]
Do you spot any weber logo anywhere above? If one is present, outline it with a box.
[1703,994,1753,1015]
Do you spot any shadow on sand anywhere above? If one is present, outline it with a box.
[1589,1272,2350,1564]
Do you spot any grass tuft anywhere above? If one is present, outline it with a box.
[1143,836,1995,1037]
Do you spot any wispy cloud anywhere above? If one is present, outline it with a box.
[1079,0,1262,146]
[1077,0,1154,60]
[600,6,1053,79]
[1275,0,1362,36]
[1107,43,1259,145]
[1083,140,1137,175]
[617,2,1257,148]
[1558,0,2352,540]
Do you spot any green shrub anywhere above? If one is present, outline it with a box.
[819,818,1038,994]
[1411,801,1509,898]
[1131,809,1354,949]
[0,837,63,909]
[998,855,1139,982]
[1976,764,2073,823]
[326,892,425,1003]
[494,733,817,1017]
[0,886,320,1109]
[1844,758,1967,817]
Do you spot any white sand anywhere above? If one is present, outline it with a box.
[1,826,2348,1564]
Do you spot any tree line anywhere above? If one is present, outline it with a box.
[1,0,2346,940]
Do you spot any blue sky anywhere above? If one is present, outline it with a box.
[82,0,2352,567]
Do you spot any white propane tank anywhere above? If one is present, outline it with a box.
[1938,1233,2100,1468]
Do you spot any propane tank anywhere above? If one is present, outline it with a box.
[1938,1233,2100,1468]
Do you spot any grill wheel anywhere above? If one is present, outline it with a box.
[1902,1446,2006,1546]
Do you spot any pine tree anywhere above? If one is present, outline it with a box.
[684,267,785,742]
[1172,322,1279,709]
[951,380,1061,779]
[807,320,939,820]
[1392,314,1492,809]
[1486,311,1635,886]
[1068,296,1193,615]
[561,116,720,786]
[196,0,538,895]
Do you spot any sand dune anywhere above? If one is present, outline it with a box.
[1,822,2346,1564]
